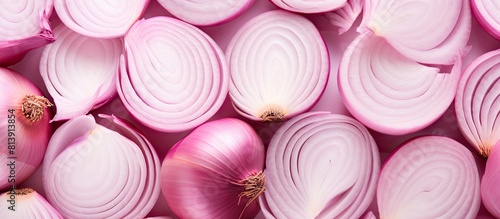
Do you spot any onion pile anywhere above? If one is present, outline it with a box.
[481,143,500,218]
[471,0,500,40]
[54,0,149,38]
[261,112,380,218]
[118,16,228,133]
[42,114,160,219]
[40,24,122,122]
[338,0,471,135]
[0,0,54,66]
[270,0,347,13]
[324,0,364,34]
[0,68,52,191]
[226,10,329,123]
[377,136,481,218]
[160,118,265,219]
[456,49,500,157]
[0,188,62,218]
[157,0,255,26]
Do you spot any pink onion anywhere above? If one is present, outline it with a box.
[54,0,149,38]
[338,30,462,135]
[0,1,54,66]
[39,24,122,122]
[226,10,330,123]
[377,136,481,218]
[360,0,471,64]
[118,16,228,133]
[455,49,500,157]
[481,143,500,218]
[156,0,255,26]
[0,68,52,191]
[324,0,364,34]
[160,118,265,219]
[261,112,380,218]
[42,114,160,218]
[0,188,62,218]
[471,0,500,40]
[270,0,347,13]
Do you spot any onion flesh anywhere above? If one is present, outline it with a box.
[261,112,380,219]
[377,136,481,219]
[324,0,364,34]
[270,0,347,13]
[481,143,500,218]
[0,188,62,218]
[471,0,500,40]
[226,10,330,123]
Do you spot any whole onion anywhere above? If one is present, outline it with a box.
[481,143,500,218]
[42,114,160,219]
[261,112,380,218]
[0,188,62,218]
[0,67,52,191]
[226,10,330,123]
[160,118,265,219]
[471,0,500,40]
[456,48,500,157]
[118,16,228,133]
[377,136,481,218]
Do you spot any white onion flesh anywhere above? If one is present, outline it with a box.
[42,115,160,219]
[118,16,228,133]
[471,0,500,39]
[377,136,481,219]
[270,0,347,13]
[40,24,122,122]
[0,188,63,218]
[324,0,364,34]
[262,112,380,219]
[157,0,255,26]
[226,10,330,123]
[338,31,461,135]
[54,0,149,38]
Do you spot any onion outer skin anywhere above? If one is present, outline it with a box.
[377,136,481,219]
[42,114,160,219]
[471,0,500,40]
[262,112,380,219]
[156,0,255,26]
[270,0,347,13]
[481,142,500,218]
[118,16,228,133]
[0,188,63,218]
[226,10,330,123]
[161,118,265,219]
[0,68,52,191]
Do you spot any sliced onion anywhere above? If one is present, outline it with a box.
[118,16,228,133]
[0,68,53,191]
[42,114,160,218]
[471,0,500,39]
[40,24,122,122]
[324,0,364,34]
[360,0,470,64]
[338,30,461,135]
[270,0,347,13]
[0,188,62,218]
[455,49,500,157]
[226,10,329,123]
[377,136,481,218]
[363,211,376,219]
[0,1,54,66]
[261,112,380,218]
[54,0,149,38]
[157,0,255,26]
[481,143,500,218]
[161,118,265,219]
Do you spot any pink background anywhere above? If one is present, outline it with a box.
[11,0,500,218]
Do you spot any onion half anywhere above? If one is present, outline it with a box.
[338,30,462,135]
[40,24,122,122]
[270,0,347,13]
[161,118,265,219]
[156,0,255,26]
[481,143,500,218]
[54,0,149,38]
[0,0,54,66]
[324,0,364,34]
[0,188,62,218]
[261,112,380,218]
[455,49,500,157]
[0,68,52,191]
[377,136,481,219]
[226,10,330,123]
[42,114,160,219]
[118,16,228,133]
[471,0,500,40]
